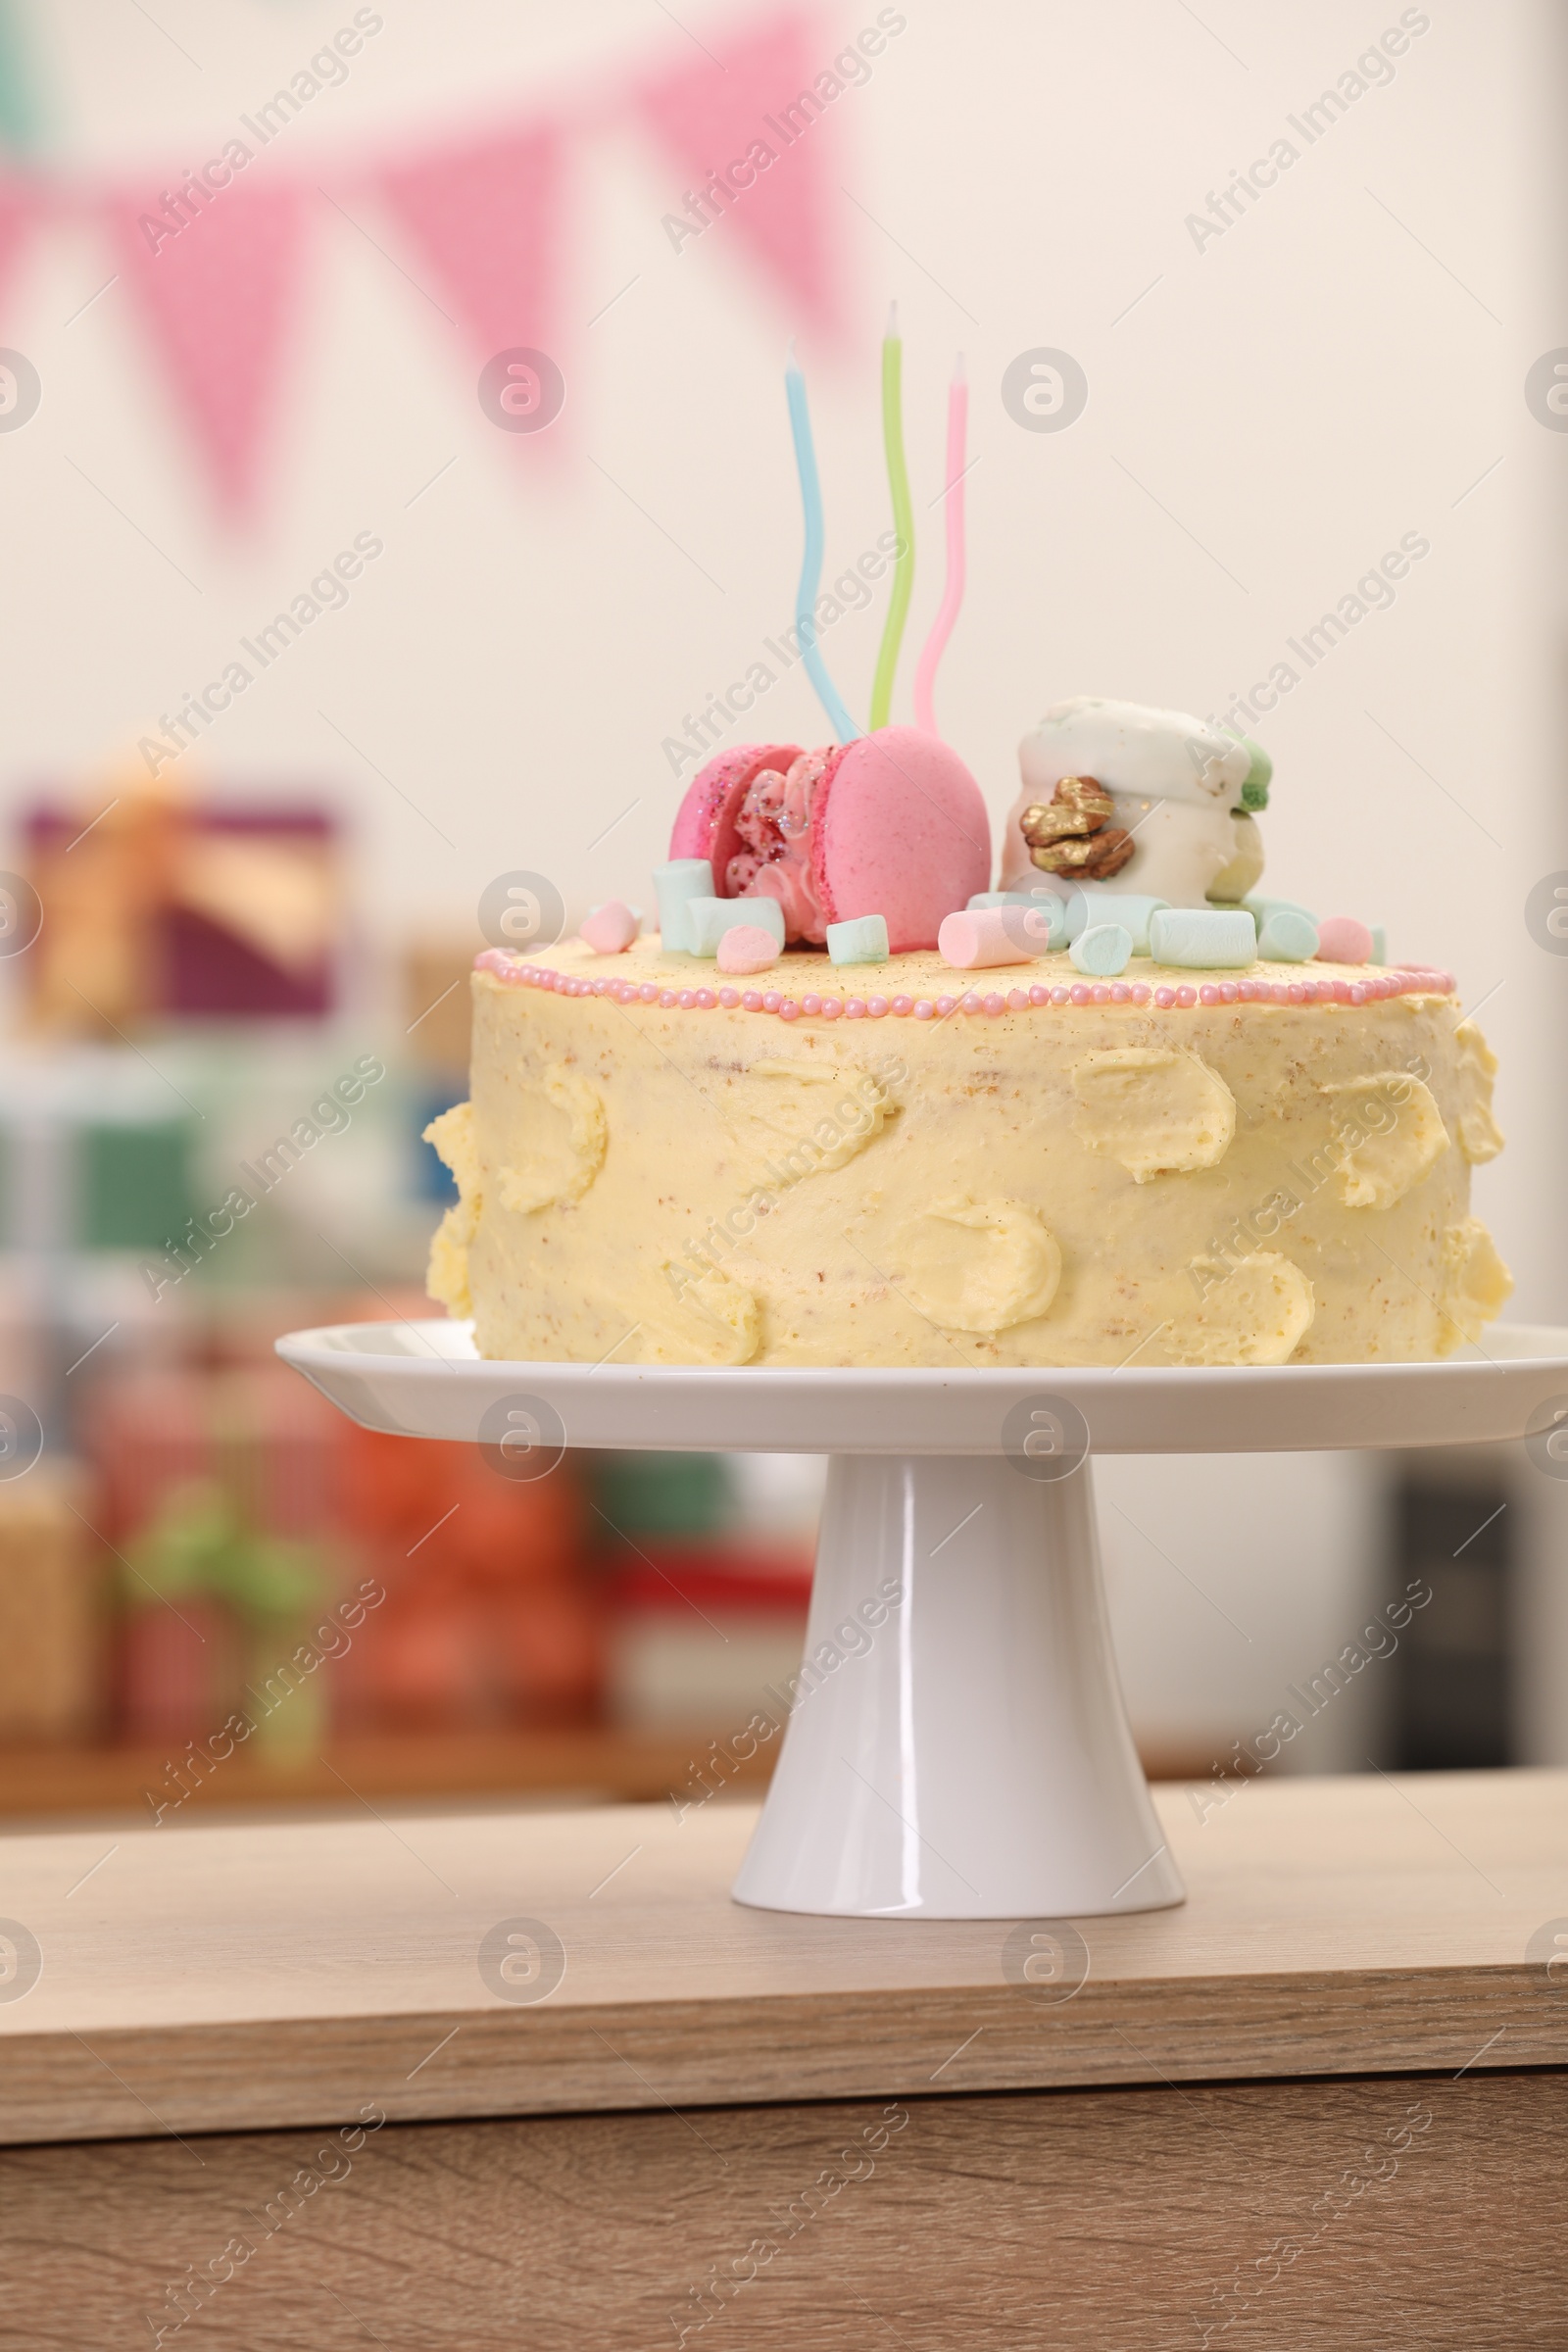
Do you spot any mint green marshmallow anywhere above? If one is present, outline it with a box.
[1256,910,1319,963]
[1068,890,1169,953]
[825,913,889,964]
[653,859,714,953]
[1243,893,1316,932]
[1149,907,1257,968]
[685,895,785,956]
[1069,922,1133,977]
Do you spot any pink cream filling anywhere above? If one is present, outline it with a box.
[723,750,833,944]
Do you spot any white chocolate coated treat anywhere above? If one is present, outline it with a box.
[1017,698,1250,807]
[427,937,1510,1370]
[1002,695,1252,907]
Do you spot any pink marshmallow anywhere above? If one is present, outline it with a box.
[716,923,781,975]
[937,906,1032,971]
[1314,915,1373,966]
[579,900,640,954]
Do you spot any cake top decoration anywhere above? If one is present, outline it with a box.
[663,318,991,954]
[657,323,1391,973]
[1002,695,1270,911]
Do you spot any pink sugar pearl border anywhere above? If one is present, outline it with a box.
[475,949,1456,1018]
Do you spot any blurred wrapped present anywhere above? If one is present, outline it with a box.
[118,1480,331,1751]
[404,937,476,1077]
[0,1463,107,1743]
[22,770,341,1030]
[335,1425,600,1729]
[86,1359,342,1747]
[590,1451,818,1736]
[89,1360,343,1543]
[604,1554,811,1732]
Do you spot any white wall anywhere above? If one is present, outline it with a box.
[1,0,1560,1758]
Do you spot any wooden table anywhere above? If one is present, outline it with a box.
[0,1729,1208,1820]
[2,1769,1565,2348]
[0,1726,780,1819]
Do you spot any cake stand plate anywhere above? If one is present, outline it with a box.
[278,1319,1568,1922]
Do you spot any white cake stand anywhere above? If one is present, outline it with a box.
[276,1318,1568,1922]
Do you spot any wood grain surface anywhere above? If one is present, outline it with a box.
[0,1726,778,1817]
[0,1731,1229,1818]
[3,1770,1566,2147]
[1,2070,1563,2350]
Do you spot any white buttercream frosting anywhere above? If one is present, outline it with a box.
[891,1199,1063,1334]
[429,941,1509,1369]
[495,1066,607,1213]
[1070,1047,1237,1183]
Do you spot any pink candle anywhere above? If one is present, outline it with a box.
[913,355,967,739]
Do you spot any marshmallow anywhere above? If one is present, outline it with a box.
[1067,890,1169,953]
[684,895,786,956]
[1149,906,1257,969]
[1256,910,1319,963]
[1244,893,1317,932]
[967,890,1063,906]
[1315,915,1374,966]
[653,859,713,953]
[1069,922,1133,978]
[825,913,890,964]
[968,892,1067,950]
[939,905,1059,970]
[734,895,786,943]
[1371,925,1387,965]
[715,924,782,975]
[579,900,641,954]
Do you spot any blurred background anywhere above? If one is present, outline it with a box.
[0,0,1564,1831]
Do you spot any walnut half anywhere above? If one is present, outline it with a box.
[1030,828,1135,879]
[1019,775,1117,843]
[1020,774,1134,879]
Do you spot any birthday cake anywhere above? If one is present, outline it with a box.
[426,344,1509,1370]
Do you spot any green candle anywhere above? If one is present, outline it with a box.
[868,302,915,732]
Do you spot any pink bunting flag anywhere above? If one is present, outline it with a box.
[376,125,562,364]
[633,5,847,345]
[106,180,309,524]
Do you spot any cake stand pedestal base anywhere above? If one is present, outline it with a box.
[732,1451,1180,1918]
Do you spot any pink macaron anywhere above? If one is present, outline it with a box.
[669,726,991,954]
[668,742,805,896]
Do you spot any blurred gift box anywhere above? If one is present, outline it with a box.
[0,1463,106,1744]
[605,1554,813,1731]
[22,777,341,1031]
[332,1423,600,1730]
[78,1351,607,1745]
[591,1451,815,1730]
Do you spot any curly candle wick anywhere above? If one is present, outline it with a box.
[868,301,914,734]
[783,340,861,744]
[913,352,967,739]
